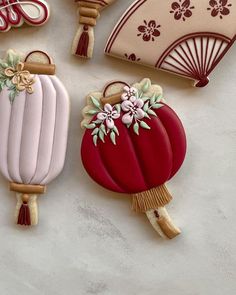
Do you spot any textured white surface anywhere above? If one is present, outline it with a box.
[0,1,236,294]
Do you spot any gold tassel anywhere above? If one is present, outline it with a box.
[132,184,172,213]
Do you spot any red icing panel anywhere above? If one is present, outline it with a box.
[81,103,187,195]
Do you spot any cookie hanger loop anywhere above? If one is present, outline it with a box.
[23,50,56,75]
[100,83,181,239]
[101,81,130,105]
[10,183,46,226]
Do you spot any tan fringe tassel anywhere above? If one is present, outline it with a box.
[132,185,172,213]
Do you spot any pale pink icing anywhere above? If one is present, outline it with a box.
[0,74,70,186]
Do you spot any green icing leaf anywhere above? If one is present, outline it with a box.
[110,131,116,145]
[143,101,149,112]
[140,121,151,130]
[92,119,102,124]
[144,112,151,119]
[0,62,9,69]
[91,128,99,135]
[147,109,157,117]
[152,103,163,109]
[84,123,96,129]
[150,94,156,105]
[113,126,119,136]
[133,122,139,135]
[100,123,107,135]
[6,51,14,67]
[99,130,105,142]
[86,109,99,115]
[114,104,121,113]
[90,96,101,109]
[155,94,163,102]
[5,79,12,88]
[93,135,98,146]
[142,80,150,93]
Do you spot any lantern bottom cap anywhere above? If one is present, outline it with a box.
[131,184,172,213]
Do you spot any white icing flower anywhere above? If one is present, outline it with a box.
[121,86,138,102]
[121,99,145,125]
[97,103,120,129]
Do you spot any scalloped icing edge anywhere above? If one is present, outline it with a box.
[81,78,165,128]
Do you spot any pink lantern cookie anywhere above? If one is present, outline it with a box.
[0,0,50,32]
[81,79,187,239]
[105,0,236,87]
[72,0,116,58]
[0,50,70,226]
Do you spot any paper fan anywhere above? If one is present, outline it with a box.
[105,0,236,87]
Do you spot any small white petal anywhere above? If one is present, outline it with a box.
[129,96,137,103]
[134,99,144,108]
[121,100,134,112]
[121,93,129,101]
[104,103,113,113]
[122,112,133,124]
[136,108,145,119]
[112,111,120,119]
[106,118,114,129]
[124,86,130,92]
[97,112,107,120]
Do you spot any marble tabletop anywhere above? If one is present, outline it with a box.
[0,0,235,294]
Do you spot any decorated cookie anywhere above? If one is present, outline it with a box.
[0,50,70,226]
[0,0,50,32]
[105,0,236,87]
[72,0,116,58]
[81,79,187,239]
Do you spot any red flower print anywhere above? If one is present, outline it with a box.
[207,0,232,19]
[137,20,161,42]
[170,0,194,21]
[124,53,141,62]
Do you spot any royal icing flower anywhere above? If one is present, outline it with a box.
[5,62,35,93]
[121,99,145,125]
[121,86,138,102]
[170,0,194,21]
[124,53,141,62]
[207,0,232,19]
[137,20,161,42]
[97,103,120,129]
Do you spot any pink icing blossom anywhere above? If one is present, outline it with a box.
[121,99,145,125]
[121,86,138,102]
[97,103,120,129]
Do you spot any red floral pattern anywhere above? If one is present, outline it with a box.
[137,20,161,42]
[170,0,194,21]
[124,53,141,61]
[207,0,232,19]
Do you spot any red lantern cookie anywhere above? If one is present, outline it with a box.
[0,0,50,31]
[105,0,236,86]
[72,0,116,58]
[81,79,187,239]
